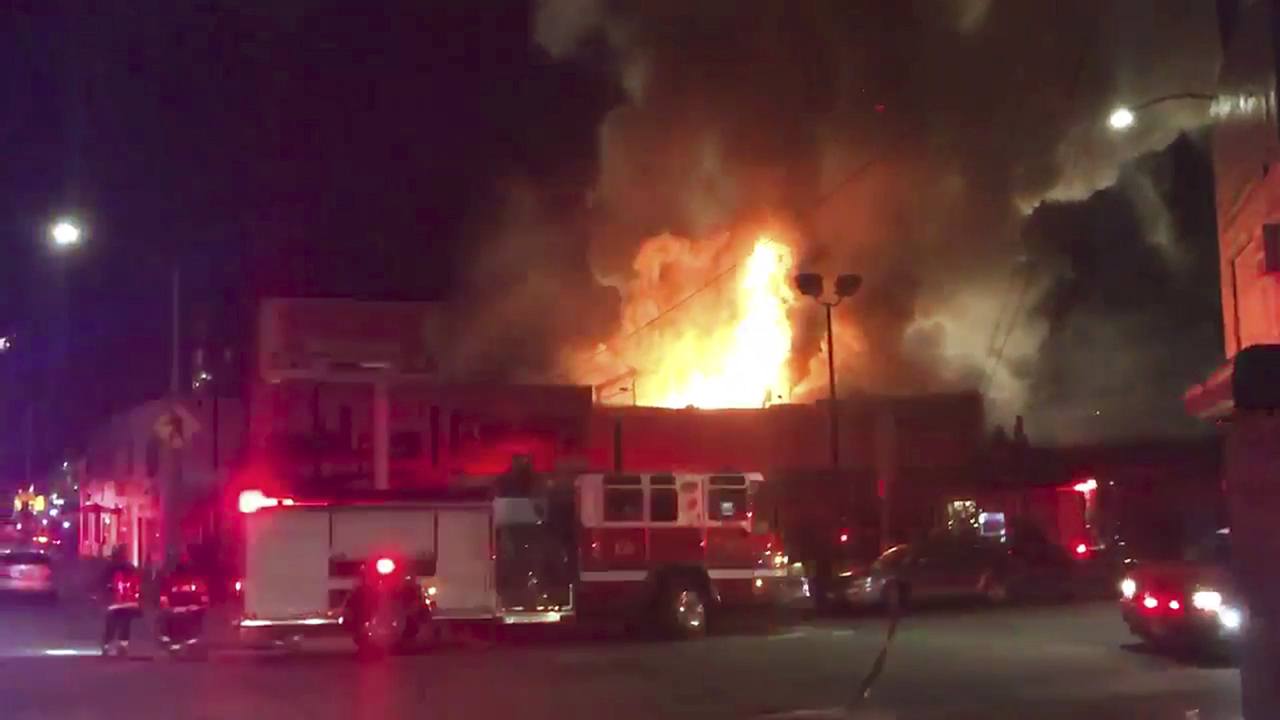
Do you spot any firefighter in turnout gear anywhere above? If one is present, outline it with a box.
[157,557,211,657]
[100,546,142,657]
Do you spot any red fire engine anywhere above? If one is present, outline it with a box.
[570,471,800,636]
[233,468,801,649]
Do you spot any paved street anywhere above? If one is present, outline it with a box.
[0,595,1240,720]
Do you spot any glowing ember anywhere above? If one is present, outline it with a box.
[581,234,797,409]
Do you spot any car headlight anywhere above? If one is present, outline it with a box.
[1218,606,1243,631]
[1120,577,1136,600]
[1192,590,1223,612]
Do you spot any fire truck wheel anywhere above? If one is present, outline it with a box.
[354,606,410,658]
[661,582,708,639]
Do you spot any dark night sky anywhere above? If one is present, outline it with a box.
[0,1,1224,484]
[0,1,613,480]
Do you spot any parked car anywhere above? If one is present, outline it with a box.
[0,550,56,601]
[1120,527,1242,653]
[834,525,1074,609]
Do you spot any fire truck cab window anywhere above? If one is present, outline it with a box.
[604,475,644,522]
[708,487,748,521]
[649,475,678,523]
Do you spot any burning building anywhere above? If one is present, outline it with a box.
[243,298,985,556]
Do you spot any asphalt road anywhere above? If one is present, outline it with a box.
[0,597,1240,720]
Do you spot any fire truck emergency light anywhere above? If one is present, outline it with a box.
[375,557,396,576]
[238,489,296,514]
[1072,478,1098,493]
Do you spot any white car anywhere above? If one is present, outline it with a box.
[0,550,56,600]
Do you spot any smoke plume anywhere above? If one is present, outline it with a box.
[466,0,1223,441]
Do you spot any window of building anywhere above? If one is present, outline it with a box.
[429,406,440,467]
[146,438,161,478]
[604,475,643,522]
[339,405,353,447]
[391,431,422,459]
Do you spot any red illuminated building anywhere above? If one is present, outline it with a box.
[1185,0,1280,417]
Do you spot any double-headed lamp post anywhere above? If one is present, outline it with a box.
[794,272,863,471]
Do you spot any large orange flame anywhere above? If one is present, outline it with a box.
[578,234,798,408]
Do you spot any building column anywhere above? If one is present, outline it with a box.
[1226,412,1280,718]
[373,379,390,490]
[874,408,897,551]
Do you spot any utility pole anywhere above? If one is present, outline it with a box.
[23,406,33,490]
[165,264,183,566]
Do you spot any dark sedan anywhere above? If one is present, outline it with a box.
[836,526,1075,609]
[1120,528,1243,652]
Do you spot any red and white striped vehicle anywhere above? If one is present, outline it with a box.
[572,471,800,637]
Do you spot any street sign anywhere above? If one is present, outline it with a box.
[154,405,201,449]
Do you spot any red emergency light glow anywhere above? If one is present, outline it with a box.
[237,489,296,514]
[375,557,396,576]
[1072,478,1098,493]
[1074,543,1088,556]
[839,532,850,544]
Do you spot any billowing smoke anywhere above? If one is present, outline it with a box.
[466,0,1223,441]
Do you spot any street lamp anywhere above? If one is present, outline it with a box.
[1107,107,1136,131]
[1106,92,1216,132]
[49,219,82,248]
[794,272,863,471]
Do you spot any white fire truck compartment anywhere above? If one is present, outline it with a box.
[433,508,495,618]
[245,510,331,620]
[242,499,495,626]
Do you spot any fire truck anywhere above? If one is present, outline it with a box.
[233,468,798,649]
[570,471,799,636]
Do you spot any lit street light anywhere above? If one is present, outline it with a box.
[49,219,82,248]
[0,336,10,353]
[1107,107,1136,131]
[1106,92,1216,132]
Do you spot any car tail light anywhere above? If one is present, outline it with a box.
[1074,543,1088,556]
[375,557,396,576]
[1142,594,1159,610]
[234,579,243,595]
[838,531,850,544]
[1168,599,1182,611]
